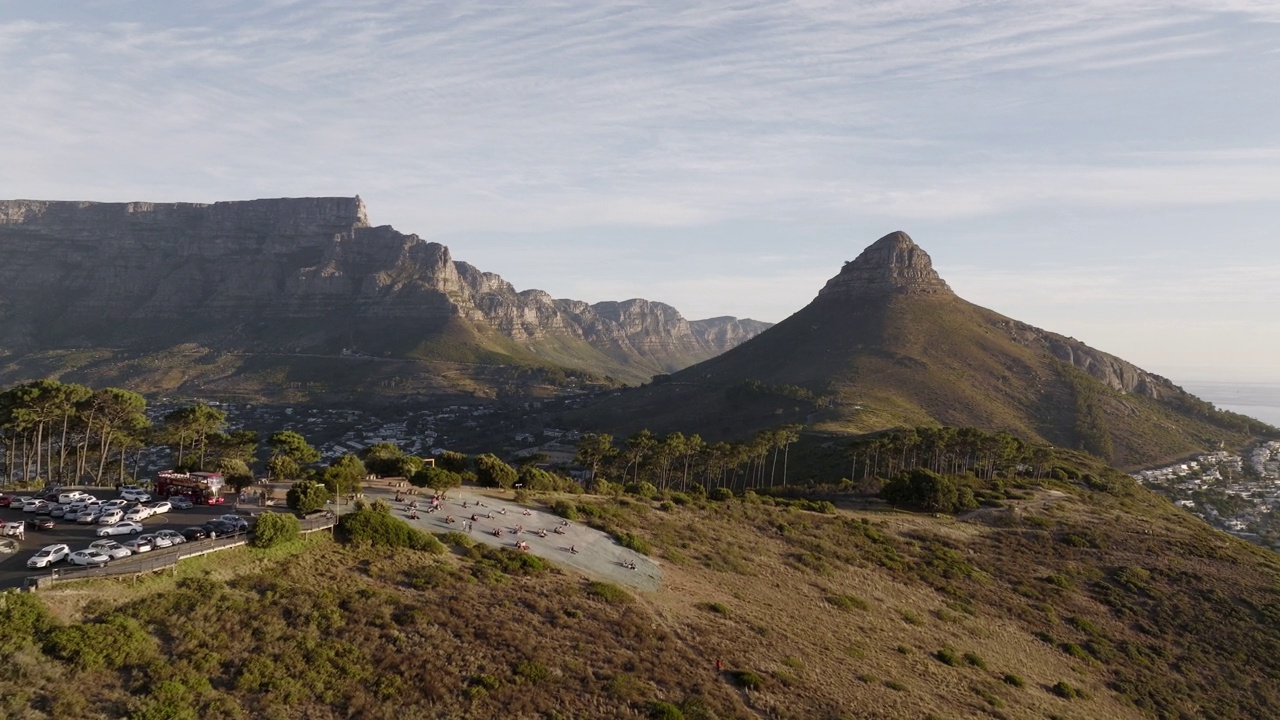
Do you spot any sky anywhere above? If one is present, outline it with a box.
[1,0,1278,384]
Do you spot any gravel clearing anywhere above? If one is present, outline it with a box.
[363,485,661,591]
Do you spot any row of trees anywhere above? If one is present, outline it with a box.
[844,426,1055,483]
[574,425,804,494]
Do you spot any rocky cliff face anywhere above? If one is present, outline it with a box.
[0,197,767,382]
[818,231,952,298]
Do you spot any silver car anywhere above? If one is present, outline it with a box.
[88,539,133,560]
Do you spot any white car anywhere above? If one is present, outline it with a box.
[58,491,89,504]
[123,535,154,553]
[154,529,185,546]
[168,496,194,510]
[22,499,47,513]
[27,544,70,568]
[96,521,144,537]
[67,549,111,567]
[10,495,33,507]
[147,501,173,515]
[88,539,132,559]
[101,499,129,510]
[142,533,174,549]
[49,505,70,518]
[76,508,102,524]
[121,489,151,502]
[124,506,152,522]
[97,509,125,525]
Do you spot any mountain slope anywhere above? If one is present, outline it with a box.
[574,232,1273,467]
[0,197,769,396]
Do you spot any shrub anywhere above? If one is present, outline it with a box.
[963,652,987,670]
[649,700,685,720]
[474,453,517,488]
[624,481,659,499]
[731,670,765,691]
[1002,673,1026,688]
[615,531,652,555]
[286,480,330,514]
[586,581,633,604]
[552,500,580,520]
[251,511,300,549]
[901,610,925,626]
[826,594,870,612]
[437,531,473,548]
[340,508,444,553]
[1051,680,1088,699]
[935,647,960,666]
[885,679,907,692]
[710,487,734,501]
[515,660,550,684]
[467,546,551,578]
[44,615,157,671]
[700,602,731,615]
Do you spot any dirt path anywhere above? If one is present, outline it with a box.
[362,486,661,591]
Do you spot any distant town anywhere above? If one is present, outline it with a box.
[1133,441,1280,547]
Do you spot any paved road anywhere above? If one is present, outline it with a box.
[0,491,248,589]
[363,486,661,591]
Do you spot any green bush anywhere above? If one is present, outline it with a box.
[935,647,960,666]
[700,602,731,615]
[649,700,684,720]
[44,615,157,671]
[1002,673,1026,688]
[586,581,633,604]
[826,594,870,612]
[437,531,473,548]
[467,546,551,578]
[615,531,652,555]
[552,500,580,520]
[710,487,734,501]
[286,480,331,514]
[730,670,765,691]
[515,660,550,684]
[962,652,987,669]
[251,511,300,549]
[339,508,444,553]
[1051,680,1088,699]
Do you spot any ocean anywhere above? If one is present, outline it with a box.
[1181,381,1280,428]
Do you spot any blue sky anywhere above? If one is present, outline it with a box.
[2,1,1278,383]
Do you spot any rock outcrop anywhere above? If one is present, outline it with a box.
[818,231,952,298]
[0,196,767,385]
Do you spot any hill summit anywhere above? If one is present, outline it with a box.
[818,231,952,298]
[575,232,1272,467]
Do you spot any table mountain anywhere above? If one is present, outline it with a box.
[0,197,767,398]
[574,231,1272,468]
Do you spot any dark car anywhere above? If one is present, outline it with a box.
[201,520,239,538]
[179,526,209,541]
[0,495,11,508]
[33,517,55,530]
[40,491,62,503]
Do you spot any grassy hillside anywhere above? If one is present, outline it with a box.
[572,292,1270,468]
[7,459,1280,719]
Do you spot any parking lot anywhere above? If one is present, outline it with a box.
[0,489,245,589]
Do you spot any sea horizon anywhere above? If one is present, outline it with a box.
[1182,380,1280,428]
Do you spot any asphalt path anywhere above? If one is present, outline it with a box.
[364,486,662,591]
[0,491,243,589]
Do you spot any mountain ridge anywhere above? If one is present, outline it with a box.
[0,196,770,397]
[573,232,1273,467]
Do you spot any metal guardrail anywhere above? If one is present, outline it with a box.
[22,514,336,590]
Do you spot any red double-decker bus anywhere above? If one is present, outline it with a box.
[155,471,227,505]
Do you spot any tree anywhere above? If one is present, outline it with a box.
[360,442,405,476]
[251,511,300,548]
[286,480,331,514]
[267,431,319,479]
[218,458,254,492]
[159,403,227,470]
[574,433,616,482]
[474,453,518,488]
[436,450,468,473]
[322,454,366,496]
[411,466,463,495]
[881,468,976,513]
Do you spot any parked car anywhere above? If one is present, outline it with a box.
[101,499,129,510]
[49,505,69,518]
[76,508,103,524]
[143,533,174,549]
[168,496,194,510]
[27,544,70,568]
[58,491,89,505]
[88,540,132,559]
[124,506,152,522]
[0,494,12,507]
[179,526,209,541]
[40,491,62,503]
[35,502,54,515]
[121,488,151,502]
[202,520,239,538]
[96,521,144,537]
[33,517,55,530]
[154,529,186,546]
[97,509,125,525]
[147,501,173,515]
[67,549,111,567]
[218,514,250,531]
[122,536,154,553]
[22,499,47,513]
[10,496,33,508]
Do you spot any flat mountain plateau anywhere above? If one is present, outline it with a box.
[9,457,1280,719]
[0,197,767,400]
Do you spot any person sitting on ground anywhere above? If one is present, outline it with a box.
[570,545,578,554]
[487,511,495,519]
[445,515,454,524]
[463,501,468,508]
[493,528,502,537]
[471,513,479,522]
[553,526,565,534]
[538,529,547,538]
[522,509,532,516]
[499,507,507,515]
